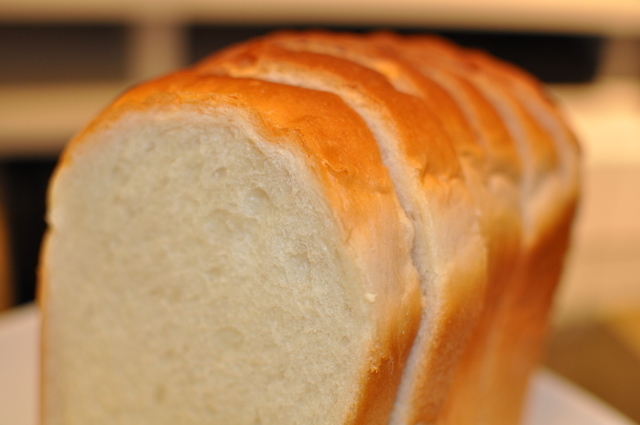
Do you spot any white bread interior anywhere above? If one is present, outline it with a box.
[41,76,422,425]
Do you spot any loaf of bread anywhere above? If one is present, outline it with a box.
[39,31,580,425]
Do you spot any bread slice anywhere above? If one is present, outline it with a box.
[371,33,580,424]
[40,72,423,424]
[195,35,488,425]
[257,32,526,424]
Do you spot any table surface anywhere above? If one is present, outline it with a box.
[1,305,637,425]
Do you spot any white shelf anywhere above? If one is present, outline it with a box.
[0,82,129,156]
[2,0,640,36]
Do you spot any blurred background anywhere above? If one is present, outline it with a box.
[0,0,639,422]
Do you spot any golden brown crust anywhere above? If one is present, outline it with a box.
[339,34,523,425]
[37,233,50,425]
[197,41,464,182]
[373,33,580,425]
[380,34,561,189]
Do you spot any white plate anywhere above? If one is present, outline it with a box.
[1,304,637,425]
